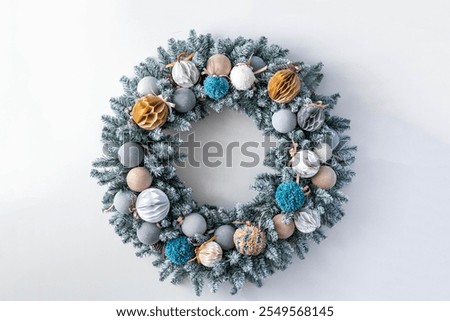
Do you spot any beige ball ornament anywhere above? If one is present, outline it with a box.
[196,240,223,267]
[206,54,232,76]
[272,214,295,239]
[311,166,337,190]
[126,167,152,192]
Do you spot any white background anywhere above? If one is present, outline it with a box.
[0,0,449,300]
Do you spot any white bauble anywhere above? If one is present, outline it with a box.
[137,76,160,96]
[291,150,321,178]
[135,188,170,223]
[294,208,321,233]
[172,61,200,88]
[313,143,332,163]
[197,241,223,267]
[230,64,256,90]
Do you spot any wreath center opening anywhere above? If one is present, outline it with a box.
[175,108,274,208]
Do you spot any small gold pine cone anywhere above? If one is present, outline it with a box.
[267,68,301,103]
[131,95,169,130]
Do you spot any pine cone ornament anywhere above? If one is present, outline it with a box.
[131,95,169,130]
[268,65,301,103]
[297,103,325,131]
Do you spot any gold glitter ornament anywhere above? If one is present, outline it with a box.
[267,65,301,103]
[131,95,169,130]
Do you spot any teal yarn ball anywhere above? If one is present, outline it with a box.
[204,75,229,100]
[165,236,194,265]
[275,181,305,212]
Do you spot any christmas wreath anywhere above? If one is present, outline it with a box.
[91,30,356,295]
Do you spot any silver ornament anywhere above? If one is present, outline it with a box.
[137,76,160,96]
[313,143,332,163]
[135,188,170,223]
[297,105,325,131]
[291,150,321,178]
[249,56,266,72]
[197,241,223,267]
[113,190,136,215]
[118,142,144,168]
[326,128,340,149]
[230,64,256,90]
[181,213,207,237]
[137,222,161,245]
[214,225,235,250]
[173,88,196,113]
[172,60,200,88]
[271,109,297,133]
[294,208,321,233]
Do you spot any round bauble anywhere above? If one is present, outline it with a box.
[197,241,223,267]
[173,88,196,113]
[297,105,325,131]
[291,150,321,178]
[137,76,160,96]
[203,75,229,100]
[214,225,235,250]
[113,190,136,215]
[165,236,194,265]
[272,214,295,239]
[131,95,169,131]
[294,208,321,233]
[126,167,152,192]
[327,128,340,150]
[249,56,266,72]
[271,109,297,133]
[313,143,332,163]
[311,166,337,190]
[135,188,170,223]
[172,59,200,88]
[181,213,207,237]
[268,68,301,103]
[233,225,266,256]
[230,64,256,90]
[275,181,305,213]
[137,222,161,245]
[118,142,144,168]
[206,54,232,76]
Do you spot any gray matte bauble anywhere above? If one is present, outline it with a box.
[297,105,325,131]
[271,109,297,133]
[137,76,160,96]
[137,222,161,245]
[326,128,340,149]
[250,56,266,71]
[173,88,196,113]
[181,213,207,237]
[118,142,144,168]
[113,190,136,215]
[214,225,236,250]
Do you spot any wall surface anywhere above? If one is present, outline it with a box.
[0,0,449,300]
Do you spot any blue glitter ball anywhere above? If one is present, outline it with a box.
[275,181,305,212]
[165,236,194,265]
[204,75,229,100]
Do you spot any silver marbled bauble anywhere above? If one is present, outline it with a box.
[135,188,170,223]
[137,222,161,245]
[181,213,207,237]
[214,225,236,250]
[173,88,196,113]
[137,76,160,96]
[297,105,325,131]
[197,241,223,267]
[291,150,321,178]
[271,109,297,133]
[113,190,136,215]
[294,208,321,233]
[172,60,200,88]
[313,143,332,163]
[249,56,266,71]
[326,128,340,149]
[118,142,144,168]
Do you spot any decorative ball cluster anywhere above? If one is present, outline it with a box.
[92,31,356,296]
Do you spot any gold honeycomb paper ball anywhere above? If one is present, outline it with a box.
[131,95,169,130]
[267,68,301,103]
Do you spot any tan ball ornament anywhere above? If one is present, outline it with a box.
[131,95,169,130]
[206,54,232,76]
[311,166,337,190]
[233,224,266,256]
[268,65,301,103]
[126,167,152,192]
[272,214,295,239]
